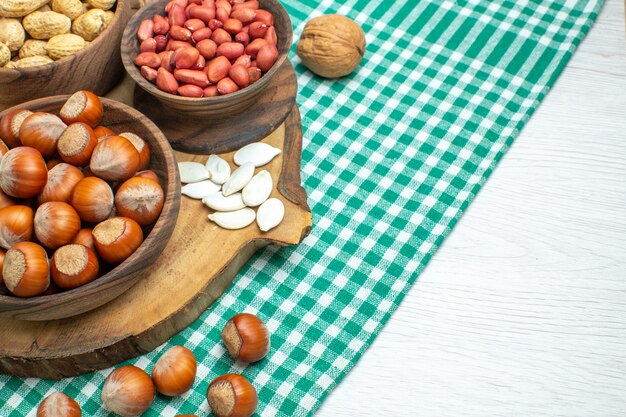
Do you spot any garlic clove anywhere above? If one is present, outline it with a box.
[202,192,246,212]
[208,208,255,230]
[182,180,221,199]
[233,143,281,167]
[242,170,272,207]
[178,162,210,183]
[222,162,254,197]
[256,198,285,232]
[205,154,231,185]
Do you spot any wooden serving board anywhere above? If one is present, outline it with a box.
[0,106,311,379]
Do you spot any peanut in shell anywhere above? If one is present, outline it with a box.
[22,11,72,40]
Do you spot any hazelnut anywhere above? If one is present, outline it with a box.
[296,14,366,78]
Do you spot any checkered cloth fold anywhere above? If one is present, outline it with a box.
[0,0,603,416]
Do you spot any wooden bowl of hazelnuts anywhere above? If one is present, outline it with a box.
[0,91,181,321]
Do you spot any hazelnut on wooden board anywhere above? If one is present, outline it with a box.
[297,14,366,78]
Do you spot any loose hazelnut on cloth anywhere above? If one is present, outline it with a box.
[297,14,366,78]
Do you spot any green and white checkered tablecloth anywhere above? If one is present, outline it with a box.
[0,0,603,415]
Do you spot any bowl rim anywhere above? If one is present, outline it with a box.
[0,94,181,311]
[121,0,293,104]
[0,0,131,74]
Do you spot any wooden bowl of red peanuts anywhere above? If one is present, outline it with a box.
[121,0,293,118]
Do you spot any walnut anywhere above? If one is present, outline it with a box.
[296,14,366,78]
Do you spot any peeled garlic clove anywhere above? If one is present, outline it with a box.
[178,162,210,183]
[205,154,231,185]
[233,143,281,167]
[202,192,245,212]
[242,170,272,207]
[222,162,254,197]
[257,198,284,232]
[182,180,221,199]
[208,208,255,230]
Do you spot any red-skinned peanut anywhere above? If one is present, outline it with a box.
[229,64,250,88]
[203,85,218,97]
[140,38,157,53]
[157,68,179,94]
[153,15,170,35]
[159,50,175,70]
[216,7,229,23]
[233,54,251,68]
[174,47,200,69]
[170,25,193,41]
[217,77,239,95]
[216,42,244,60]
[210,28,231,44]
[196,39,217,59]
[173,69,209,87]
[263,26,277,45]
[254,9,273,26]
[245,38,267,58]
[192,27,212,43]
[191,54,206,70]
[178,84,204,97]
[235,31,250,46]
[185,3,197,17]
[185,18,206,31]
[167,39,194,51]
[155,35,168,52]
[248,21,268,39]
[233,0,258,10]
[141,66,158,82]
[134,52,161,68]
[137,19,154,41]
[223,18,242,34]
[256,44,278,72]
[206,55,231,83]
[189,6,215,23]
[215,0,231,15]
[169,4,187,27]
[231,8,256,24]
[208,18,223,30]
[247,66,261,83]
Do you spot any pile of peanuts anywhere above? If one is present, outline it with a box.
[0,0,117,69]
[134,0,279,97]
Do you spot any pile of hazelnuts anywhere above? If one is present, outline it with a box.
[0,90,164,298]
[36,313,269,417]
[134,0,279,97]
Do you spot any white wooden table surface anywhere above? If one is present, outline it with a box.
[317,1,626,416]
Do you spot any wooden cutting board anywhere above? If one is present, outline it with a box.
[0,105,311,379]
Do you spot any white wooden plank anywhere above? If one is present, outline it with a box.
[316,1,626,416]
